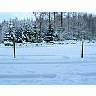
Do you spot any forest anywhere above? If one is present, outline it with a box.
[0,12,96,44]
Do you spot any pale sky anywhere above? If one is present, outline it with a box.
[0,12,33,23]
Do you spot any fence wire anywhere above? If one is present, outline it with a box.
[0,42,96,59]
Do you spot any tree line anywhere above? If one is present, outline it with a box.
[0,12,96,43]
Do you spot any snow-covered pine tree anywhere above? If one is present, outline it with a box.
[16,22,23,43]
[20,19,31,43]
[56,12,65,41]
[44,12,55,43]
[12,18,22,43]
[32,23,39,43]
[3,19,14,46]
[44,24,54,43]
[0,23,2,43]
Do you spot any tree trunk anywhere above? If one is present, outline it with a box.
[54,12,55,31]
[68,12,69,31]
[61,12,63,27]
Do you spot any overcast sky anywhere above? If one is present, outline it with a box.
[0,12,96,23]
[0,12,33,23]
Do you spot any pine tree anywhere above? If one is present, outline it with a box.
[0,23,2,43]
[3,19,14,46]
[32,23,39,43]
[44,24,54,43]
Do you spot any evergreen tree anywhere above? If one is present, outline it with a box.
[44,24,54,43]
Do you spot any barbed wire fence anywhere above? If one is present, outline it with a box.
[0,40,96,60]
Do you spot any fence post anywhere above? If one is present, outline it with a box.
[81,39,83,58]
[13,35,15,58]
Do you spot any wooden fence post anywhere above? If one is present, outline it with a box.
[81,40,83,58]
[13,36,15,58]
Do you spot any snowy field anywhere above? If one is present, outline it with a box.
[0,41,96,85]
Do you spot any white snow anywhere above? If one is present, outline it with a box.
[0,41,96,85]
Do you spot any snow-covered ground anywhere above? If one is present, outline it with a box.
[0,41,96,85]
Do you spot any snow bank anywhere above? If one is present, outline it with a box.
[0,41,96,85]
